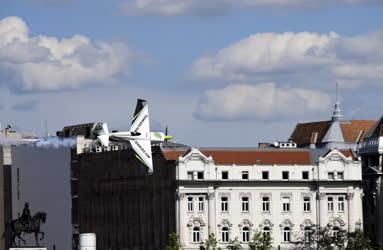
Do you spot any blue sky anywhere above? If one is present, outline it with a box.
[1,0,383,146]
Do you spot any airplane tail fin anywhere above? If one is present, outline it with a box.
[95,122,110,147]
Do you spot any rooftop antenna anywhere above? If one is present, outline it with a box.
[45,120,48,137]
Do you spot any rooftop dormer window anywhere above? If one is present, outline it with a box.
[197,171,204,180]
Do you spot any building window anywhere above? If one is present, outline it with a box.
[328,197,334,212]
[338,197,345,212]
[328,172,334,180]
[222,171,229,180]
[263,227,270,237]
[221,227,229,242]
[187,171,194,180]
[242,171,249,180]
[337,172,344,180]
[282,171,289,180]
[197,171,204,180]
[283,227,291,242]
[303,197,311,212]
[262,171,269,180]
[221,197,228,212]
[188,197,193,212]
[302,171,309,180]
[198,197,204,212]
[193,226,201,242]
[241,197,249,212]
[282,197,290,212]
[242,227,250,242]
[262,197,270,212]
[304,226,313,242]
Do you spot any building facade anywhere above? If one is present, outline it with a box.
[168,148,363,249]
[359,116,383,244]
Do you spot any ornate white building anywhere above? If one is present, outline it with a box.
[164,147,363,249]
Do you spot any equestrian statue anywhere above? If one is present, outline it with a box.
[2,202,47,246]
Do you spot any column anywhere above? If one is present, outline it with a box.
[208,192,215,235]
[319,193,327,228]
[347,193,355,232]
[177,193,187,244]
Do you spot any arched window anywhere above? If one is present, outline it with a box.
[283,227,291,242]
[193,226,201,243]
[263,226,270,237]
[222,227,229,242]
[304,226,313,242]
[242,227,250,242]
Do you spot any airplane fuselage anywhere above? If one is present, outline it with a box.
[109,131,149,144]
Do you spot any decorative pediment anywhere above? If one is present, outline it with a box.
[319,149,351,165]
[300,219,315,230]
[279,219,294,228]
[187,216,206,227]
[218,219,232,228]
[239,219,253,228]
[259,219,274,229]
[179,148,213,164]
[327,217,345,228]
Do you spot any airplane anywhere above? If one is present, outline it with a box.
[94,99,169,174]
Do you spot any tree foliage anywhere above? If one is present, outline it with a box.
[346,229,374,250]
[165,232,183,250]
[248,230,273,250]
[227,237,242,250]
[200,233,221,250]
[294,226,373,250]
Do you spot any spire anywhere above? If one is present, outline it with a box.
[332,83,343,122]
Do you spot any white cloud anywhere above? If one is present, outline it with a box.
[120,0,382,16]
[0,16,132,92]
[190,31,383,88]
[194,83,331,121]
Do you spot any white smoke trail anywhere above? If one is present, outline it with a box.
[35,137,76,148]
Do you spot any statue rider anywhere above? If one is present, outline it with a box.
[21,202,32,233]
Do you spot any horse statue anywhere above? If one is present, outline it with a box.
[2,211,47,246]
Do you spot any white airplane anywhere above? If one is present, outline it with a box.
[95,99,156,174]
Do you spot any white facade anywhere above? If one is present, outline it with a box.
[175,148,363,249]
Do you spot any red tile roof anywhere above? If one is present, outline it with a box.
[162,149,312,165]
[290,120,376,146]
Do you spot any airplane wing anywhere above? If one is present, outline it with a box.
[130,139,153,174]
[130,100,150,139]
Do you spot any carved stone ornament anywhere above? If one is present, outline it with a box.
[300,219,315,230]
[218,219,233,228]
[346,193,355,200]
[208,193,215,200]
[327,217,345,228]
[279,219,294,228]
[260,193,272,200]
[318,193,326,200]
[238,219,253,228]
[219,192,231,198]
[177,193,186,200]
[239,192,251,199]
[187,216,206,228]
[259,219,274,229]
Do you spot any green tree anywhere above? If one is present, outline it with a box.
[200,233,221,250]
[165,232,183,250]
[227,237,242,250]
[248,230,273,250]
[346,229,374,250]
